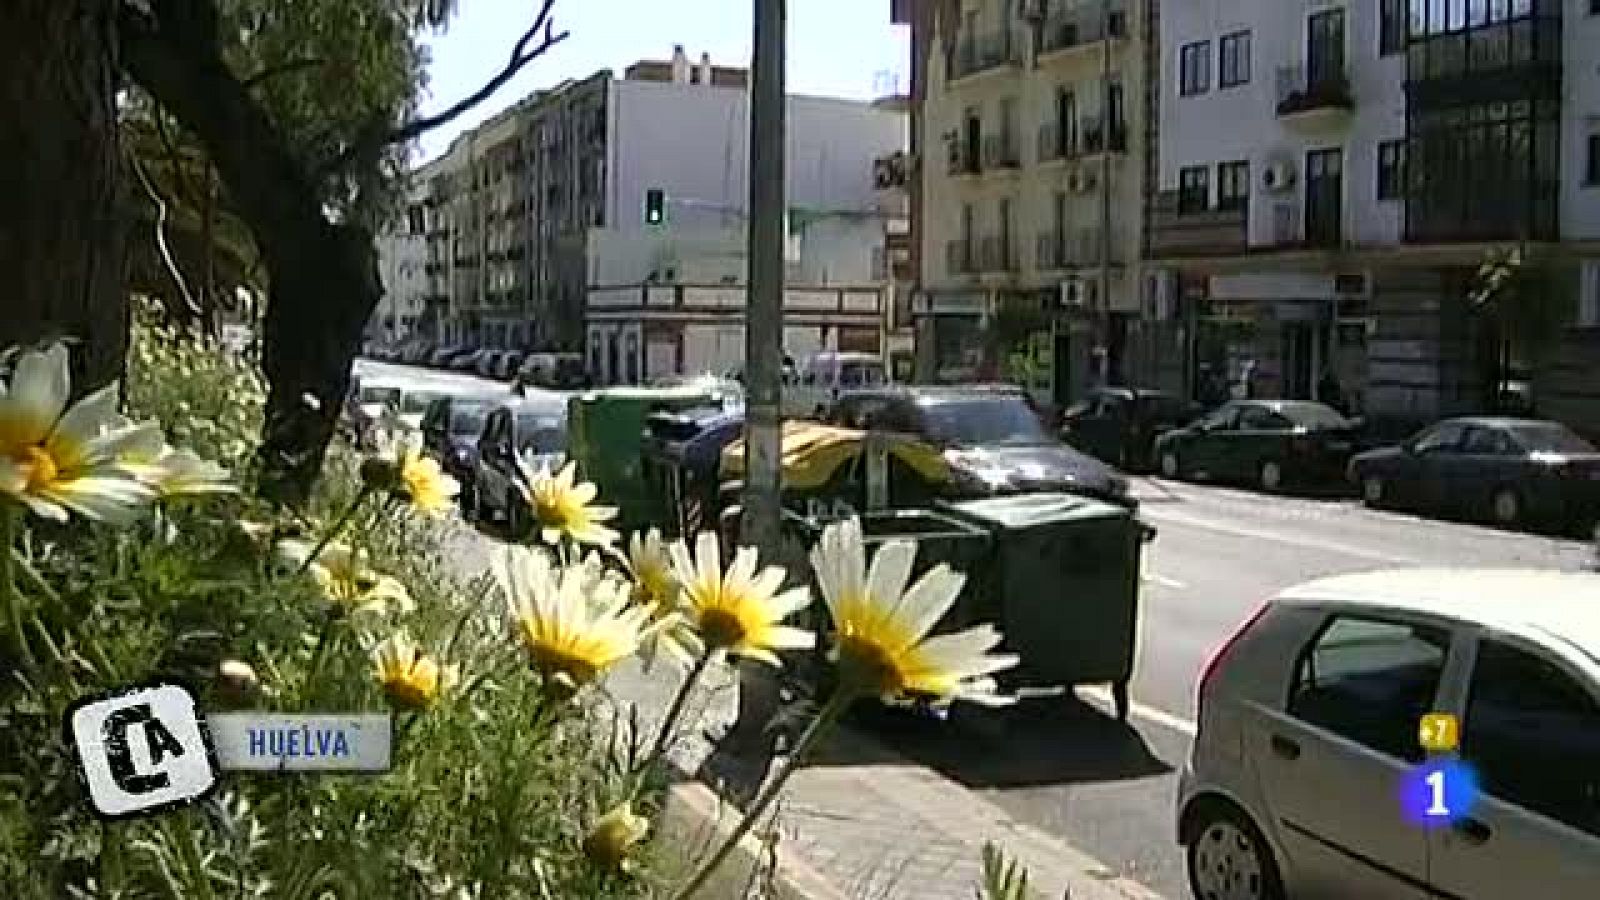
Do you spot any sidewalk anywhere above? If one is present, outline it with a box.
[447,524,1167,900]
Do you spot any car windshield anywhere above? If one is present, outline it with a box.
[401,391,441,414]
[920,396,1048,445]
[1278,402,1352,430]
[1510,423,1596,454]
[517,414,566,453]
[359,386,401,406]
[448,405,488,436]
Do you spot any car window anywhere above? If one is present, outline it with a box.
[1461,426,1516,456]
[1238,406,1292,431]
[1509,423,1597,455]
[449,405,488,436]
[1288,615,1450,762]
[1197,404,1239,431]
[867,400,920,434]
[482,410,505,445]
[1413,422,1467,454]
[1095,394,1128,418]
[402,391,441,415]
[1463,641,1600,837]
[839,361,885,388]
[920,396,1049,445]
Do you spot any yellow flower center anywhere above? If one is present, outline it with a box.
[382,674,437,710]
[835,633,908,698]
[533,491,576,532]
[19,446,59,491]
[525,638,602,687]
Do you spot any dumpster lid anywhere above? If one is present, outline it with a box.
[943,491,1128,529]
[721,422,950,491]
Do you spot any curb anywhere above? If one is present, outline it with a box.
[661,778,851,900]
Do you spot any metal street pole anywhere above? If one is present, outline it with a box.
[724,0,786,758]
[742,0,785,553]
[1098,0,1114,387]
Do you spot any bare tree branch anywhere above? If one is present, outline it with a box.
[386,0,566,146]
[243,57,326,89]
[129,149,203,318]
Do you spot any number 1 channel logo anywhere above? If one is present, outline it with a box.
[1401,712,1478,827]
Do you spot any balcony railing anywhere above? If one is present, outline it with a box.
[982,134,1022,170]
[977,235,1020,272]
[1040,3,1128,56]
[1037,230,1111,268]
[1404,16,1562,106]
[1148,190,1247,258]
[1038,121,1078,162]
[946,140,982,176]
[1080,118,1128,154]
[1037,231,1065,270]
[949,30,1020,81]
[946,239,975,276]
[1275,65,1355,118]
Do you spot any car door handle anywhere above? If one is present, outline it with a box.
[1269,734,1301,760]
[1453,817,1491,845]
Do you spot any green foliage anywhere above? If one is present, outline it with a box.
[0,318,659,898]
[976,842,1036,900]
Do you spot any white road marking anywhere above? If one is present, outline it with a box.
[1139,506,1428,566]
[1143,573,1188,590]
[1081,686,1199,738]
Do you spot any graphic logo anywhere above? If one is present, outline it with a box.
[1418,712,1459,753]
[65,684,220,820]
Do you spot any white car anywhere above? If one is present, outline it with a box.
[1178,568,1600,900]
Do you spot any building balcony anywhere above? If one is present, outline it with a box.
[981,134,1022,172]
[1037,121,1078,164]
[1039,3,1129,64]
[1403,16,1562,106]
[1275,65,1354,125]
[1263,200,1343,250]
[1403,179,1560,244]
[1079,117,1128,156]
[1038,228,1118,270]
[946,140,982,178]
[977,235,1020,274]
[948,30,1021,83]
[946,239,975,276]
[1147,190,1246,258]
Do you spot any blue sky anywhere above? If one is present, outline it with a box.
[415,0,910,162]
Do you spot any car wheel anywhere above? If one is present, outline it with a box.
[1187,802,1285,900]
[1258,460,1285,493]
[1159,449,1183,480]
[1361,475,1387,509]
[1490,487,1522,528]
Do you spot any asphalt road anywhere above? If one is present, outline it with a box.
[858,476,1595,899]
[350,360,1597,898]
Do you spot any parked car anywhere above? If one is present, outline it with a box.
[1153,399,1362,492]
[1348,417,1600,532]
[395,388,445,433]
[494,351,525,381]
[1062,387,1204,472]
[827,385,1132,508]
[475,350,504,379]
[469,398,569,534]
[419,392,498,510]
[784,352,889,419]
[448,348,486,372]
[1179,567,1600,900]
[519,353,588,389]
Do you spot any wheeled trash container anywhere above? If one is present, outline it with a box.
[942,492,1146,721]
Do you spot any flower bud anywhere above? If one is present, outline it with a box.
[583,802,649,872]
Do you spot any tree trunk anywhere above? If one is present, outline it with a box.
[0,1,126,391]
[121,1,380,507]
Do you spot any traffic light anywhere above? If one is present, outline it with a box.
[644,188,666,227]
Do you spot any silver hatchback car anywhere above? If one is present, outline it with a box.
[1177,568,1600,900]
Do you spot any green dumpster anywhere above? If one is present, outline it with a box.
[779,507,992,687]
[941,492,1145,720]
[566,386,730,530]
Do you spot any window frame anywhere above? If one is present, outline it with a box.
[1586,132,1600,187]
[1377,139,1407,202]
[1379,0,1407,55]
[1287,612,1452,763]
[1179,40,1211,96]
[1219,30,1251,88]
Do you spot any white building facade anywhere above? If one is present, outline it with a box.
[1151,0,1600,435]
[583,63,909,384]
[372,166,434,342]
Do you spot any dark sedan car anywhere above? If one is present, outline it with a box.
[1152,399,1361,492]
[829,386,1133,508]
[1348,417,1600,532]
[419,392,498,509]
[470,398,568,535]
[1062,387,1203,472]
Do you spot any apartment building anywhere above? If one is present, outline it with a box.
[370,172,431,341]
[909,0,1148,403]
[1150,0,1600,434]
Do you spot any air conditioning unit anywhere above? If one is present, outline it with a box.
[1145,269,1177,321]
[1060,277,1096,308]
[1262,160,1297,193]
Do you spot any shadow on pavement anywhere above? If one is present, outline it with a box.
[803,691,1171,790]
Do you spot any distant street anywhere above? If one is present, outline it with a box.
[353,360,1597,898]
